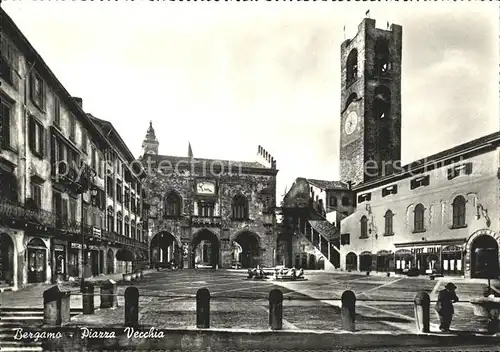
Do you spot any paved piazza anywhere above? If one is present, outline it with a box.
[1,270,496,333]
[2,270,492,332]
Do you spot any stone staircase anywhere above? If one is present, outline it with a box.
[0,307,82,351]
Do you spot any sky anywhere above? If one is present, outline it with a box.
[2,1,499,199]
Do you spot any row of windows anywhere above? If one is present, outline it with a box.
[358,196,467,239]
[358,165,473,204]
[106,176,141,214]
[328,195,351,207]
[163,192,249,220]
[1,68,138,183]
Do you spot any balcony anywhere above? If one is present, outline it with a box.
[191,215,222,228]
[101,230,147,250]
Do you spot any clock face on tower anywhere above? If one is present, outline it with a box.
[196,181,216,195]
[344,111,358,135]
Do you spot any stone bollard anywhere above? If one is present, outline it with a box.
[341,290,356,332]
[125,287,140,327]
[82,282,95,315]
[269,289,283,330]
[414,291,430,333]
[196,288,210,328]
[100,279,117,309]
[43,285,71,326]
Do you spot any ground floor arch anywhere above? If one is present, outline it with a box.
[233,231,260,268]
[468,230,500,279]
[27,237,47,283]
[346,252,357,271]
[359,251,372,272]
[192,229,220,268]
[150,231,181,267]
[0,233,15,286]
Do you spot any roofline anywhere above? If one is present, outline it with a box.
[89,115,136,163]
[1,9,143,176]
[144,155,278,176]
[353,132,500,192]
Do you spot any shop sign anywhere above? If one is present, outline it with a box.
[395,249,412,255]
[54,245,65,252]
[377,250,392,256]
[360,251,372,256]
[88,245,99,250]
[442,245,463,253]
[70,243,88,249]
[92,227,101,238]
[425,246,441,254]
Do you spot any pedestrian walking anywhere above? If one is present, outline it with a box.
[435,282,459,332]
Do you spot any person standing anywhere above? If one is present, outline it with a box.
[435,282,459,332]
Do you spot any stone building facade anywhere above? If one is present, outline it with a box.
[340,133,500,278]
[0,8,147,290]
[337,18,500,279]
[141,124,278,269]
[279,178,354,271]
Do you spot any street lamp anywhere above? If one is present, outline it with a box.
[79,165,97,293]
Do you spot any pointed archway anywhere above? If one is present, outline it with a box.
[276,232,292,268]
[150,231,181,267]
[233,231,261,268]
[192,229,220,268]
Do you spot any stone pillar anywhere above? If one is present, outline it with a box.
[414,291,430,333]
[196,288,210,328]
[341,290,356,332]
[269,289,283,330]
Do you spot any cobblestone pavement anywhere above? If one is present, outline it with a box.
[64,269,499,334]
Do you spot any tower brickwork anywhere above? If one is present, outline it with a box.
[339,18,402,185]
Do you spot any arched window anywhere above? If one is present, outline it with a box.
[341,196,350,206]
[360,216,368,238]
[232,194,248,220]
[452,196,466,228]
[384,210,394,236]
[346,49,358,87]
[107,206,114,233]
[414,204,425,232]
[375,39,390,77]
[116,211,123,235]
[344,93,358,112]
[131,220,136,240]
[165,191,181,217]
[124,216,130,237]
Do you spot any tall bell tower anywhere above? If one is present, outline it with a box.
[339,18,402,185]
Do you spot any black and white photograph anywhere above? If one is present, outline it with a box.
[0,0,499,351]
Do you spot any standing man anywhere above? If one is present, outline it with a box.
[435,282,459,332]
